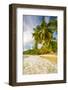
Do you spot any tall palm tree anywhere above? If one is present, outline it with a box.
[40,18,52,47]
[32,17,57,50]
[47,17,57,52]
[33,19,51,49]
[48,17,57,40]
[32,26,41,49]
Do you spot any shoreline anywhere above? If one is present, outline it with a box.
[23,54,57,64]
[23,54,57,56]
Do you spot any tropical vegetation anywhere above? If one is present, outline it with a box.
[23,16,57,55]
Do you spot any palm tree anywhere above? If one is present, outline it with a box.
[33,18,52,49]
[47,17,57,52]
[32,26,41,49]
[48,17,57,40]
[32,16,57,52]
[40,18,52,47]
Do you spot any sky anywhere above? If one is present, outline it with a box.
[23,15,57,51]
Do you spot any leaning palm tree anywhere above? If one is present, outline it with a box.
[32,16,57,52]
[32,26,41,49]
[33,18,52,49]
[40,18,52,47]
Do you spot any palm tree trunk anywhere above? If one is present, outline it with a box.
[34,40,38,49]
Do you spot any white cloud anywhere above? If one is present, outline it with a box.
[23,20,33,32]
[24,31,33,45]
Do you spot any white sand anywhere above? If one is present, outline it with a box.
[23,55,57,74]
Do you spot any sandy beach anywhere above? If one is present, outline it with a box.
[23,55,57,74]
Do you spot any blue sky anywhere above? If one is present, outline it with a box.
[23,15,57,51]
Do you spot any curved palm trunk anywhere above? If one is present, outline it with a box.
[33,40,38,49]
